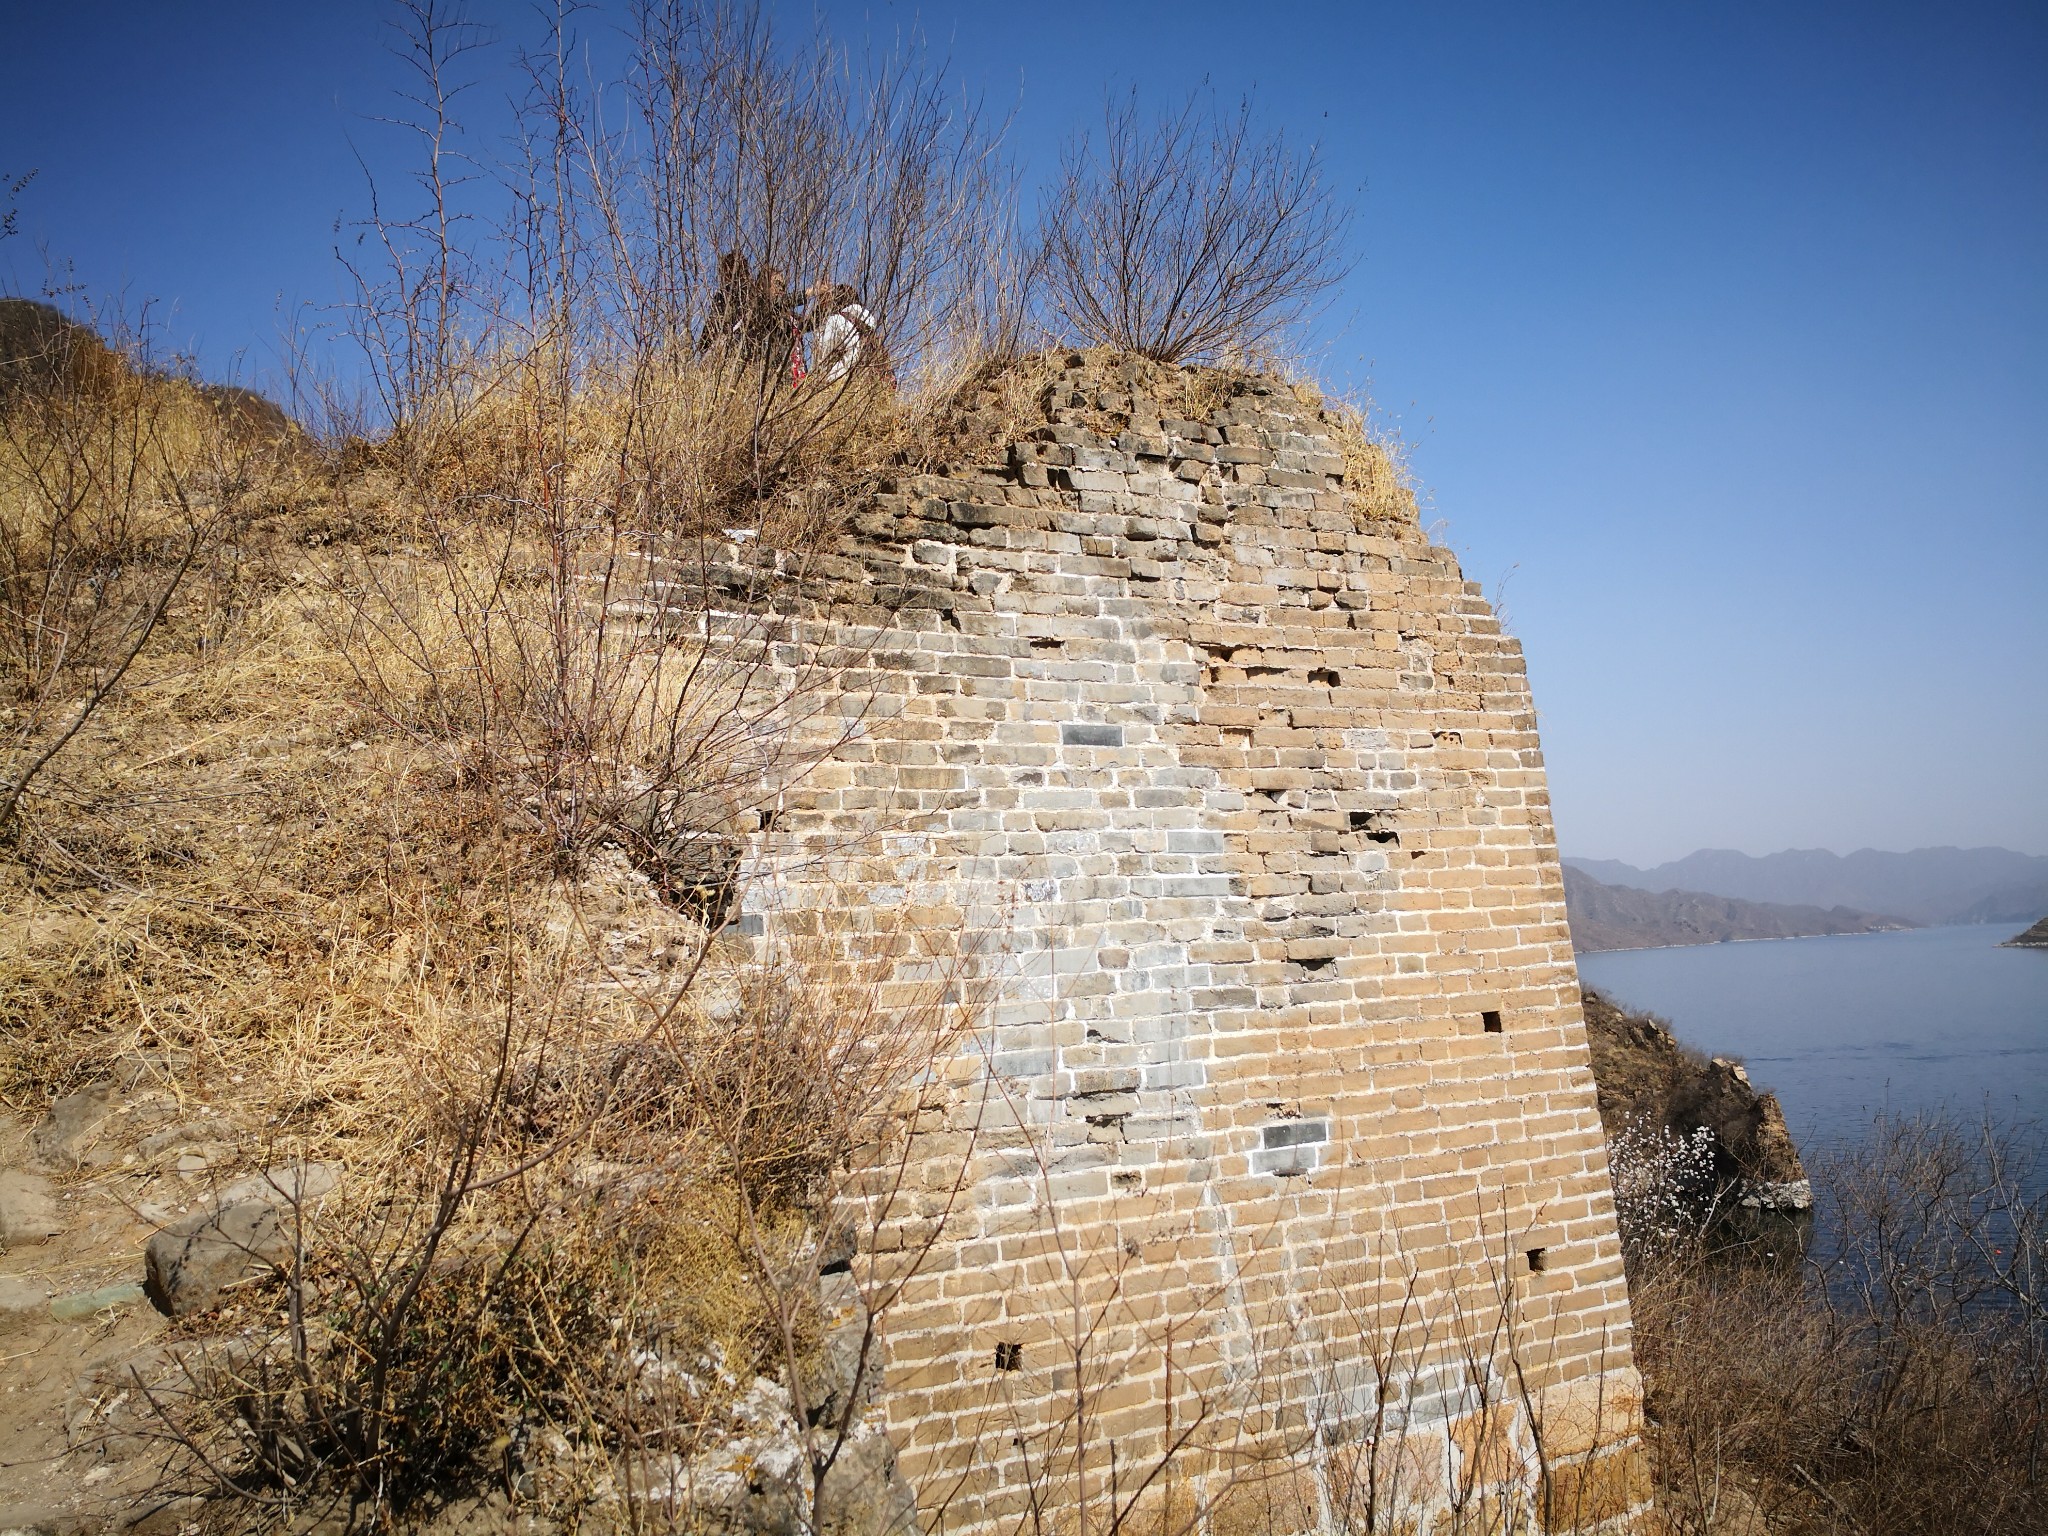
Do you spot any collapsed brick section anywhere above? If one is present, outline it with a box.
[690,362,1647,1532]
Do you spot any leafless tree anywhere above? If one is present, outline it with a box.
[1039,89,1352,366]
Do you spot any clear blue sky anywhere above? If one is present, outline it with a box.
[4,1,2042,865]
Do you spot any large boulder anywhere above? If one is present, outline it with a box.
[142,1162,339,1317]
[143,1200,292,1317]
[2001,914,2048,948]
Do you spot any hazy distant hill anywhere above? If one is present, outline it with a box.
[1562,864,1916,953]
[1567,846,2048,927]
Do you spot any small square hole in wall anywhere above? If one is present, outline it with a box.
[1524,1247,1549,1275]
[993,1341,1024,1372]
[1482,1009,1504,1033]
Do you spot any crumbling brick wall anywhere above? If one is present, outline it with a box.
[704,359,1647,1532]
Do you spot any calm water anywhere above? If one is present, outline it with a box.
[1577,924,2048,1151]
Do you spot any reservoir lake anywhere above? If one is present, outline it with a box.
[1576,923,2048,1151]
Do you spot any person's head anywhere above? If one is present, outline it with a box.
[761,266,787,299]
[716,249,749,289]
[813,281,858,311]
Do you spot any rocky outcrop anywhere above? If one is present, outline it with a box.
[631,1378,916,1536]
[1581,988,1809,1212]
[2001,915,2048,948]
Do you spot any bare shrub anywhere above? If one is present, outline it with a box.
[1632,1111,2048,1534]
[135,877,985,1530]
[1039,90,1352,366]
[0,297,289,832]
[317,0,1029,900]
[0,169,33,245]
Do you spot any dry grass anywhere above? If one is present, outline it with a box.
[372,337,917,541]
[0,320,988,1527]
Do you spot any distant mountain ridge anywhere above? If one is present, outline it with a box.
[1567,846,2048,927]
[1562,864,1912,953]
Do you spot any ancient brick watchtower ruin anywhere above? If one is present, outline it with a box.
[720,358,1646,1532]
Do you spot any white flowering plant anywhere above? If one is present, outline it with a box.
[1608,1115,1722,1260]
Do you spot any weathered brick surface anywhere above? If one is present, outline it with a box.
[663,365,1644,1531]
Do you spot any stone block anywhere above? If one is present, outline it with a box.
[1539,1445,1651,1531]
[145,1199,294,1316]
[27,1083,124,1171]
[0,1170,62,1245]
[142,1163,338,1317]
[0,1273,52,1333]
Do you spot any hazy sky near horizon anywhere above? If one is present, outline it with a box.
[4,0,2042,865]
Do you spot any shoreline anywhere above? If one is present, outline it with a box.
[1574,922,1974,957]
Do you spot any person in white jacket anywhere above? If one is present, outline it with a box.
[807,282,887,384]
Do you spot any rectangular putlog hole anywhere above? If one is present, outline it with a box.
[993,1341,1024,1372]
[1060,722,1123,748]
[1482,1009,1504,1034]
[1261,1119,1330,1151]
[1524,1247,1549,1275]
